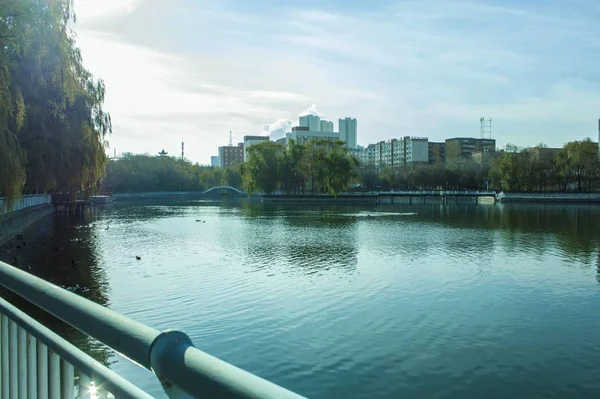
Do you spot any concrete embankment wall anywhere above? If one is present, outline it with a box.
[500,193,600,203]
[262,195,377,204]
[0,205,54,245]
[113,191,207,200]
[378,196,494,205]
[477,196,496,204]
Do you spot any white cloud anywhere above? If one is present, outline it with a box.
[299,104,323,117]
[74,0,142,23]
[71,0,600,162]
[262,119,294,140]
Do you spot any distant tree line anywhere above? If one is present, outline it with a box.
[0,0,111,203]
[104,154,242,193]
[104,139,360,195]
[240,139,360,196]
[105,138,598,195]
[361,138,600,192]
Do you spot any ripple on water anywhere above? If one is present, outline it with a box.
[9,203,600,399]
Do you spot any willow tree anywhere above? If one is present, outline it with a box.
[0,0,111,201]
[241,141,283,195]
[322,141,359,197]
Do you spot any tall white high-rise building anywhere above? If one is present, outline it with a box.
[339,117,357,149]
[320,120,334,132]
[299,115,321,131]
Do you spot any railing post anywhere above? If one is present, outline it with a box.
[18,327,27,399]
[0,315,10,397]
[9,320,18,399]
[0,314,6,398]
[61,360,74,399]
[27,334,37,399]
[49,350,60,399]
[37,341,49,398]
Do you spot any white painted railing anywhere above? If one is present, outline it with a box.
[0,297,153,398]
[0,261,305,398]
[0,195,52,215]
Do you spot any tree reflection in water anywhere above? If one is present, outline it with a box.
[0,210,112,367]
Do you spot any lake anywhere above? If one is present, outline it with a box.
[2,200,600,398]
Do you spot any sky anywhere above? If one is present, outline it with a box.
[73,0,600,164]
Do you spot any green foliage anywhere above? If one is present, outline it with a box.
[0,0,110,201]
[241,139,360,195]
[104,155,239,193]
[360,138,600,192]
[221,166,242,188]
[489,140,599,192]
[241,141,283,195]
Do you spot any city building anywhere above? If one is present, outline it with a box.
[299,115,321,132]
[320,120,334,132]
[445,138,496,161]
[339,117,357,149]
[243,135,270,161]
[158,149,168,157]
[286,126,339,145]
[349,145,364,162]
[428,142,447,164]
[218,143,244,168]
[210,156,221,168]
[356,137,428,169]
[404,137,428,164]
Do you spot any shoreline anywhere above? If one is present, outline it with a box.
[499,192,600,204]
[107,191,600,205]
[0,205,54,245]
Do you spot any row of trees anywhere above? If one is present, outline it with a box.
[104,154,242,193]
[240,139,359,196]
[104,138,360,196]
[106,138,598,195]
[362,138,600,192]
[1,0,111,203]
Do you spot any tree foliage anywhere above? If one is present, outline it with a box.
[0,0,111,201]
[489,139,599,192]
[241,139,360,196]
[360,138,600,192]
[104,154,242,193]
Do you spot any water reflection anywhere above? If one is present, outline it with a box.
[0,211,112,366]
[236,203,359,275]
[2,200,600,399]
[596,251,600,283]
[369,203,600,265]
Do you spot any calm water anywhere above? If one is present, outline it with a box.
[2,200,600,398]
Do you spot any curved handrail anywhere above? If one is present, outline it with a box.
[0,261,305,399]
[0,297,153,398]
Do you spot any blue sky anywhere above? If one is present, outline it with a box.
[74,0,600,163]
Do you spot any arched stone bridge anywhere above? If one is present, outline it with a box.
[203,186,246,196]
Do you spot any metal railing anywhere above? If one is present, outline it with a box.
[0,261,306,399]
[0,195,52,215]
[367,190,497,196]
[0,297,153,398]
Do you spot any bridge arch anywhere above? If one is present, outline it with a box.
[203,186,246,196]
